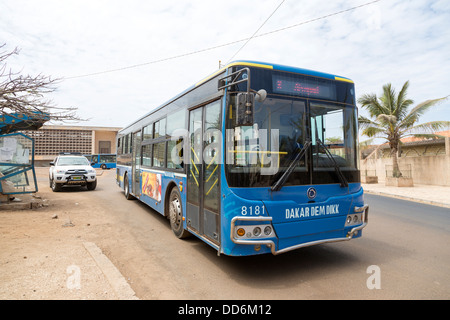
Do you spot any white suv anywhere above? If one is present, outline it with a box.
[49,154,97,192]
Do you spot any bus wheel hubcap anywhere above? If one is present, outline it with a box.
[170,198,181,226]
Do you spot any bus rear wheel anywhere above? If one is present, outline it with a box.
[124,174,134,200]
[168,187,190,239]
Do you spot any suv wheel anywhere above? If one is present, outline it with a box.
[51,178,62,192]
[87,179,97,191]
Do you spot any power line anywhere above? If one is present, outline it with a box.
[227,0,286,64]
[252,0,381,41]
[65,0,381,80]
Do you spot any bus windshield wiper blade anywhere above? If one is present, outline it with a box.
[316,139,348,188]
[271,140,311,192]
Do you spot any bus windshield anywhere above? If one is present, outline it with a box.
[225,96,359,188]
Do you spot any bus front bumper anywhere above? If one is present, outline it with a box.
[230,205,369,255]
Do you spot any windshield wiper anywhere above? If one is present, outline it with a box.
[316,139,348,188]
[271,140,311,192]
[311,116,348,188]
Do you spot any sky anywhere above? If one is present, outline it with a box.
[0,0,449,141]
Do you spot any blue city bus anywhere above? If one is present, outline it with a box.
[85,154,116,169]
[116,61,368,256]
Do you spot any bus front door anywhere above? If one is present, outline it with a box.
[187,101,221,245]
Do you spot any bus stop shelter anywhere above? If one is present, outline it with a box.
[0,112,48,203]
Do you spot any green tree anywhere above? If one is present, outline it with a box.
[358,81,449,178]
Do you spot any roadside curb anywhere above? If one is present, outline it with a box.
[364,190,450,209]
[83,242,139,300]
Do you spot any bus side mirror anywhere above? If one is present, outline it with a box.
[235,89,267,126]
[236,92,254,126]
[255,89,267,103]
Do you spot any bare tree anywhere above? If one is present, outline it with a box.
[0,44,84,131]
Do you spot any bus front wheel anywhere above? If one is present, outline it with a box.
[168,187,190,239]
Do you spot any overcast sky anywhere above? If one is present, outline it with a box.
[1,0,449,139]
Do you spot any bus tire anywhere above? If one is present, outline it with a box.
[101,164,107,169]
[124,173,134,200]
[168,187,190,239]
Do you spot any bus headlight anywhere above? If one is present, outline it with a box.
[345,204,368,226]
[234,224,274,239]
[346,214,361,226]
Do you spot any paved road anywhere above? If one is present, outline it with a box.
[88,170,449,300]
[359,194,450,299]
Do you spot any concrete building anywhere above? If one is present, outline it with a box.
[360,130,450,186]
[23,125,122,166]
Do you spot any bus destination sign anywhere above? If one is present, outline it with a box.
[272,75,336,100]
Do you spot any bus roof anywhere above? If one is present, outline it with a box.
[119,60,353,133]
[197,60,353,87]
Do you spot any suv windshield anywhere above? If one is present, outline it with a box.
[57,156,90,166]
[225,96,359,188]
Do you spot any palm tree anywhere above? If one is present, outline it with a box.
[358,81,449,178]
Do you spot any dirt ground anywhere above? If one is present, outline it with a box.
[0,168,137,300]
[4,167,449,301]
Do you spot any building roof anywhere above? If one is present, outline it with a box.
[400,130,450,144]
[376,130,450,149]
[41,125,122,131]
[361,130,449,159]
[0,112,49,134]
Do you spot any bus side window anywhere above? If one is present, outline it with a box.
[167,139,183,169]
[142,144,152,167]
[143,124,153,140]
[124,135,129,154]
[154,118,167,139]
[153,142,165,168]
